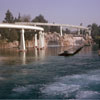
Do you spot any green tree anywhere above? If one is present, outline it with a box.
[32,14,48,23]
[3,10,14,23]
[1,10,19,42]
[17,13,21,22]
[91,23,99,38]
[25,30,35,41]
[9,29,18,42]
[0,28,7,40]
[32,14,49,32]
[63,28,71,34]
[50,26,60,33]
[49,22,60,33]
[0,28,18,42]
[14,13,21,22]
[20,15,31,22]
[88,23,100,43]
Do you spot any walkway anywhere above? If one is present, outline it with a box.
[16,22,91,36]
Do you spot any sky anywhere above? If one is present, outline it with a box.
[0,0,100,26]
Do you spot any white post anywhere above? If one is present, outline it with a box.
[88,30,91,36]
[39,31,42,49]
[35,33,38,48]
[20,29,26,51]
[42,32,45,48]
[60,26,63,36]
[39,31,45,49]
[78,29,80,35]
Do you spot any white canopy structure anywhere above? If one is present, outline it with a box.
[16,22,90,36]
[0,23,44,31]
[0,23,44,51]
[16,22,88,30]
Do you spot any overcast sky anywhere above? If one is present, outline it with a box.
[0,0,100,26]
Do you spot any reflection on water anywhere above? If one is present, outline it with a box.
[0,46,97,66]
[0,47,64,66]
[0,45,100,99]
[19,52,26,65]
[0,46,98,67]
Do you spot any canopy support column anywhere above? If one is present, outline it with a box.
[19,29,26,51]
[60,26,63,36]
[39,31,45,49]
[35,33,38,48]
[78,29,80,35]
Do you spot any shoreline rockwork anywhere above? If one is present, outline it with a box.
[0,33,93,49]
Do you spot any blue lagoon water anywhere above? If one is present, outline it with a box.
[0,45,100,99]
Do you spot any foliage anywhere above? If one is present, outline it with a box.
[1,10,20,42]
[14,13,21,22]
[25,30,35,40]
[50,26,60,33]
[32,14,49,32]
[20,15,31,22]
[32,14,48,23]
[63,28,71,34]
[3,10,14,23]
[1,10,100,43]
[88,23,100,43]
[0,28,18,42]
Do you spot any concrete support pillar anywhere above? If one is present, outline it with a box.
[88,30,91,36]
[35,33,38,48]
[39,31,45,49]
[78,29,80,35]
[41,31,45,49]
[20,29,26,51]
[60,26,63,36]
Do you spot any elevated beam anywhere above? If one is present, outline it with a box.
[0,23,44,51]
[16,22,89,30]
[0,23,44,31]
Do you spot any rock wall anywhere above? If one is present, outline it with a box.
[0,41,19,48]
[62,34,85,46]
[0,33,93,48]
[45,33,87,47]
